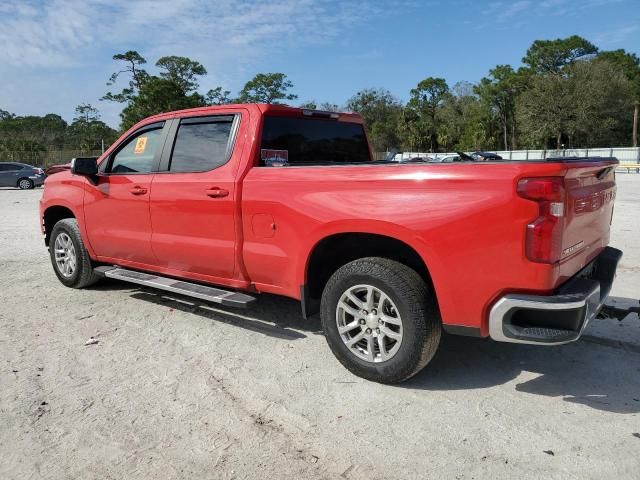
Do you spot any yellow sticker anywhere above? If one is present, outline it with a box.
[134,136,148,154]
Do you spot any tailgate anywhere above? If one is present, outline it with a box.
[559,160,617,279]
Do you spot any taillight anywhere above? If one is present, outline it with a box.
[517,177,566,264]
[34,168,44,175]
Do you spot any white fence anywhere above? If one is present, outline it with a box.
[383,147,640,164]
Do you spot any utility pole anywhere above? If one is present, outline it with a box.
[633,101,639,148]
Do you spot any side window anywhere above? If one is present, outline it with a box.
[0,164,11,171]
[109,126,164,174]
[169,117,234,173]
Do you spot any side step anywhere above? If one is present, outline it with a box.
[94,266,256,308]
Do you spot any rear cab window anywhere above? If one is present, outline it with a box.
[260,115,371,166]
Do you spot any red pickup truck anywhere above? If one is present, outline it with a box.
[40,104,622,383]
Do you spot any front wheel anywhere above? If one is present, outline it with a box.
[49,218,101,288]
[320,257,441,384]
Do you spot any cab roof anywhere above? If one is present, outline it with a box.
[140,103,363,126]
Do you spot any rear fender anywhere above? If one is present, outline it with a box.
[296,218,445,300]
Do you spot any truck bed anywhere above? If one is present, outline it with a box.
[241,157,618,335]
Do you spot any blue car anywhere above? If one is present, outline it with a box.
[0,162,46,189]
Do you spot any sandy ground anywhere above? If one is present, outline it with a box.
[0,176,639,480]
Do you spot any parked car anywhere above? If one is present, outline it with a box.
[0,162,45,189]
[406,156,433,162]
[40,104,623,384]
[45,158,99,177]
[430,155,460,163]
[45,163,71,176]
[470,151,503,161]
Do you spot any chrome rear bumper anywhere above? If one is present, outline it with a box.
[489,247,622,345]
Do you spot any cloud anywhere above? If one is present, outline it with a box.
[0,0,416,125]
[0,0,96,67]
[482,0,627,21]
[497,0,531,20]
[482,0,530,20]
[593,25,640,46]
[0,0,389,69]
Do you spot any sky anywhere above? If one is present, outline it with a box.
[0,0,639,128]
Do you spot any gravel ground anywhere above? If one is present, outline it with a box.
[1,176,639,480]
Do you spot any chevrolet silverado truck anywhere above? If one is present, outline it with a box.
[40,104,623,384]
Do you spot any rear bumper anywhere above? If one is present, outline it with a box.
[489,246,622,345]
[29,175,45,186]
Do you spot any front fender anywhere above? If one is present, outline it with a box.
[41,174,95,258]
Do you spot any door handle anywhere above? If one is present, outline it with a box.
[130,186,148,195]
[206,188,229,198]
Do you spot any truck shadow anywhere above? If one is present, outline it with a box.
[91,280,639,413]
[127,288,323,341]
[89,279,325,339]
[405,331,640,414]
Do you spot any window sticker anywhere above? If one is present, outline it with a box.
[134,136,148,154]
[261,149,289,167]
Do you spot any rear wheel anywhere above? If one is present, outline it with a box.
[49,218,100,288]
[17,178,34,189]
[320,257,441,384]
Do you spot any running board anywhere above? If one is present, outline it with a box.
[94,266,256,308]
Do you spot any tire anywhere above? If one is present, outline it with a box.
[320,257,441,384]
[17,178,34,189]
[49,218,101,288]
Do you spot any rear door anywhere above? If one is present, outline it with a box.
[149,114,241,280]
[83,122,167,265]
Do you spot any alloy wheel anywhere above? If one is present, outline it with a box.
[54,232,77,278]
[335,284,403,363]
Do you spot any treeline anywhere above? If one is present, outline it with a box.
[1,34,638,163]
[0,104,119,162]
[99,36,637,152]
[341,36,639,151]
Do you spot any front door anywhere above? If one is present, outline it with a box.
[83,122,167,265]
[149,114,241,281]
